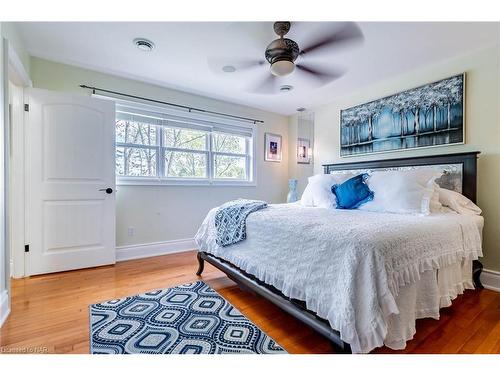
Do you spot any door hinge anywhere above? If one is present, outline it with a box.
[24,104,29,112]
[24,244,30,253]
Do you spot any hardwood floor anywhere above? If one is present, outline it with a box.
[1,251,499,354]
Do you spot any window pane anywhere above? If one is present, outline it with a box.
[165,151,207,178]
[164,127,207,151]
[213,133,246,154]
[214,155,246,179]
[116,146,157,177]
[116,120,157,146]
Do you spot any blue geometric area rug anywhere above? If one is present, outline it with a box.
[90,280,286,354]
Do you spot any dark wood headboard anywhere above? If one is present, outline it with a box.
[323,152,480,203]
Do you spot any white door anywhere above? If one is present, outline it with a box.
[26,88,116,275]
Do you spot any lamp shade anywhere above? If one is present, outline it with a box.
[270,60,295,76]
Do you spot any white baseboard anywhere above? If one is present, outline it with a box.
[0,290,10,327]
[481,269,500,292]
[116,238,197,262]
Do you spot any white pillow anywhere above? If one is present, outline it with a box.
[359,169,442,214]
[429,182,443,213]
[438,188,482,215]
[301,173,355,208]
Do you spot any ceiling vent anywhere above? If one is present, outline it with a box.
[134,38,155,52]
[279,85,294,92]
[222,65,236,73]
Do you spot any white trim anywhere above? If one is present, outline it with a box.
[7,42,31,279]
[0,290,10,327]
[116,238,197,262]
[7,43,32,87]
[8,82,26,278]
[481,269,500,292]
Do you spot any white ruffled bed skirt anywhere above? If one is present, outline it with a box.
[383,258,473,350]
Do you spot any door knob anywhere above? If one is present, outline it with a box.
[99,188,113,194]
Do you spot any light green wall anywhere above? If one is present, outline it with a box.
[30,57,290,247]
[304,44,500,271]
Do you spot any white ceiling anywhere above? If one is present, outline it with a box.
[15,22,500,115]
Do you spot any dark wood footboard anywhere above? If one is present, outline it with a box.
[196,251,352,354]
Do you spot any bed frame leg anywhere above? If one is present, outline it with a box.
[330,340,352,354]
[472,260,484,289]
[196,252,205,276]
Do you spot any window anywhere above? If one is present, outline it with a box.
[115,103,255,185]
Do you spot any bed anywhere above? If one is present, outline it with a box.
[195,152,483,353]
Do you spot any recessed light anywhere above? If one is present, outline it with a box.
[296,107,306,112]
[134,38,155,52]
[222,65,236,73]
[279,85,294,92]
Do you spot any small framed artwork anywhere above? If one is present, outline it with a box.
[264,133,282,162]
[297,138,311,164]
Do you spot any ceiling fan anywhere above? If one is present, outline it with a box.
[208,22,364,94]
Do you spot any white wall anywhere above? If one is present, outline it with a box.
[304,45,500,271]
[30,57,290,247]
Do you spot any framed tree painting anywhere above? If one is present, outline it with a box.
[264,133,282,162]
[340,74,465,157]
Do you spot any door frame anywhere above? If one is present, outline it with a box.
[7,41,32,279]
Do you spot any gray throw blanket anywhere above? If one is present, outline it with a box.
[215,199,268,247]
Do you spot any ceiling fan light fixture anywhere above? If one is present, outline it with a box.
[270,60,295,77]
[212,21,360,94]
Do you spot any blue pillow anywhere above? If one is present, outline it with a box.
[331,173,374,209]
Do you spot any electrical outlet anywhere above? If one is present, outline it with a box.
[127,227,135,237]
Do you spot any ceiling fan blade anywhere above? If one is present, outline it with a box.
[247,73,278,94]
[299,22,363,56]
[207,58,266,75]
[296,64,345,84]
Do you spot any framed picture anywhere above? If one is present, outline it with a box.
[264,133,282,162]
[297,138,311,164]
[340,73,465,157]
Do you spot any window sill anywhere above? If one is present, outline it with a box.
[116,177,257,187]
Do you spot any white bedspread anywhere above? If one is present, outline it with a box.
[195,203,482,353]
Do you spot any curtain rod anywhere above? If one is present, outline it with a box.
[79,84,264,124]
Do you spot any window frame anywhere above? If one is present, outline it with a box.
[114,101,257,187]
[211,133,252,181]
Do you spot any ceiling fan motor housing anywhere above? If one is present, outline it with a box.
[265,38,300,64]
